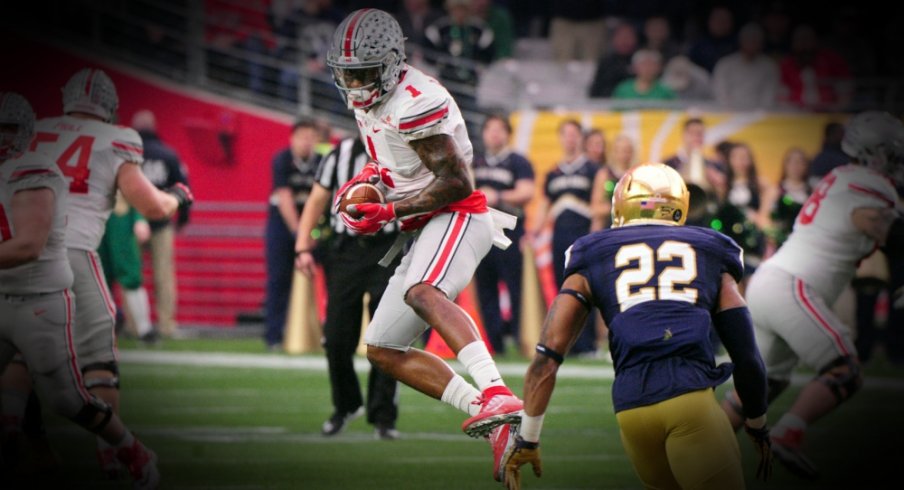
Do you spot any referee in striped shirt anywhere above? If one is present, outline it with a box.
[294,137,401,440]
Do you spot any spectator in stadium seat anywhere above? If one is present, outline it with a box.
[712,22,779,110]
[396,0,443,56]
[133,110,190,339]
[588,22,639,98]
[424,0,496,87]
[663,118,725,196]
[687,6,738,73]
[590,133,636,232]
[760,0,792,61]
[778,24,853,111]
[641,15,682,64]
[612,49,676,101]
[472,114,535,355]
[471,0,515,60]
[204,0,276,94]
[273,0,344,105]
[662,55,713,102]
[808,121,849,186]
[264,119,320,351]
[548,0,608,62]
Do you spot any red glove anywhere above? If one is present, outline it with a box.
[334,161,395,211]
[342,202,396,235]
[399,212,438,232]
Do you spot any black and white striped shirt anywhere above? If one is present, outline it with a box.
[315,137,400,236]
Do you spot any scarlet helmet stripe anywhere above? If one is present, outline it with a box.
[84,68,95,96]
[343,9,371,58]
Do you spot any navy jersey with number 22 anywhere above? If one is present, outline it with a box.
[564,224,744,412]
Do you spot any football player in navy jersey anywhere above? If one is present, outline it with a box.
[496,163,773,489]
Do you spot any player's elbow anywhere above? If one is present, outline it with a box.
[139,203,170,221]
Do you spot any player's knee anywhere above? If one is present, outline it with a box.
[69,396,113,434]
[366,345,390,369]
[82,361,120,390]
[403,283,440,313]
[817,356,862,403]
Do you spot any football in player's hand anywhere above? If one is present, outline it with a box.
[339,182,385,219]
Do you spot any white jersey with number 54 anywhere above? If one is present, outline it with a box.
[32,115,144,251]
[767,164,898,305]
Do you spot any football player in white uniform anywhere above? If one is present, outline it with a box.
[0,92,159,488]
[4,68,192,478]
[318,9,523,442]
[722,111,904,479]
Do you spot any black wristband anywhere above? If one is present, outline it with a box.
[294,248,313,257]
[559,288,591,309]
[535,344,564,364]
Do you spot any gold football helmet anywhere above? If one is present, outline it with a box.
[611,162,689,227]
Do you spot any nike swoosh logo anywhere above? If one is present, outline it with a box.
[373,128,382,133]
[490,377,501,383]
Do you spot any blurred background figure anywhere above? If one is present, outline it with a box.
[589,22,639,98]
[721,142,771,286]
[471,0,515,60]
[264,119,319,351]
[133,109,190,339]
[548,0,608,62]
[612,49,676,101]
[809,120,849,186]
[472,114,536,355]
[663,117,725,195]
[98,192,157,345]
[662,55,714,102]
[712,22,779,109]
[641,15,681,63]
[582,128,607,166]
[396,0,443,61]
[590,133,636,231]
[778,24,853,111]
[533,120,601,357]
[764,147,811,249]
[687,5,737,73]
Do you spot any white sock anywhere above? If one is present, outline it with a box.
[124,288,153,336]
[457,341,505,391]
[441,374,482,416]
[771,413,807,437]
[0,389,28,434]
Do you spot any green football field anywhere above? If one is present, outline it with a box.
[27,339,904,489]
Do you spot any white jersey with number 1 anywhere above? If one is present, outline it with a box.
[351,65,474,202]
[767,164,899,305]
[32,115,144,251]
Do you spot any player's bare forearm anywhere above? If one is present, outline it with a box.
[394,134,472,217]
[523,354,559,417]
[851,206,898,245]
[523,274,593,416]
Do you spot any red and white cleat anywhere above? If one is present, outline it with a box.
[489,422,518,482]
[770,428,819,480]
[115,435,160,490]
[462,386,523,438]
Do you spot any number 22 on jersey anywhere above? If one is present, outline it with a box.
[615,240,698,312]
[30,132,95,194]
